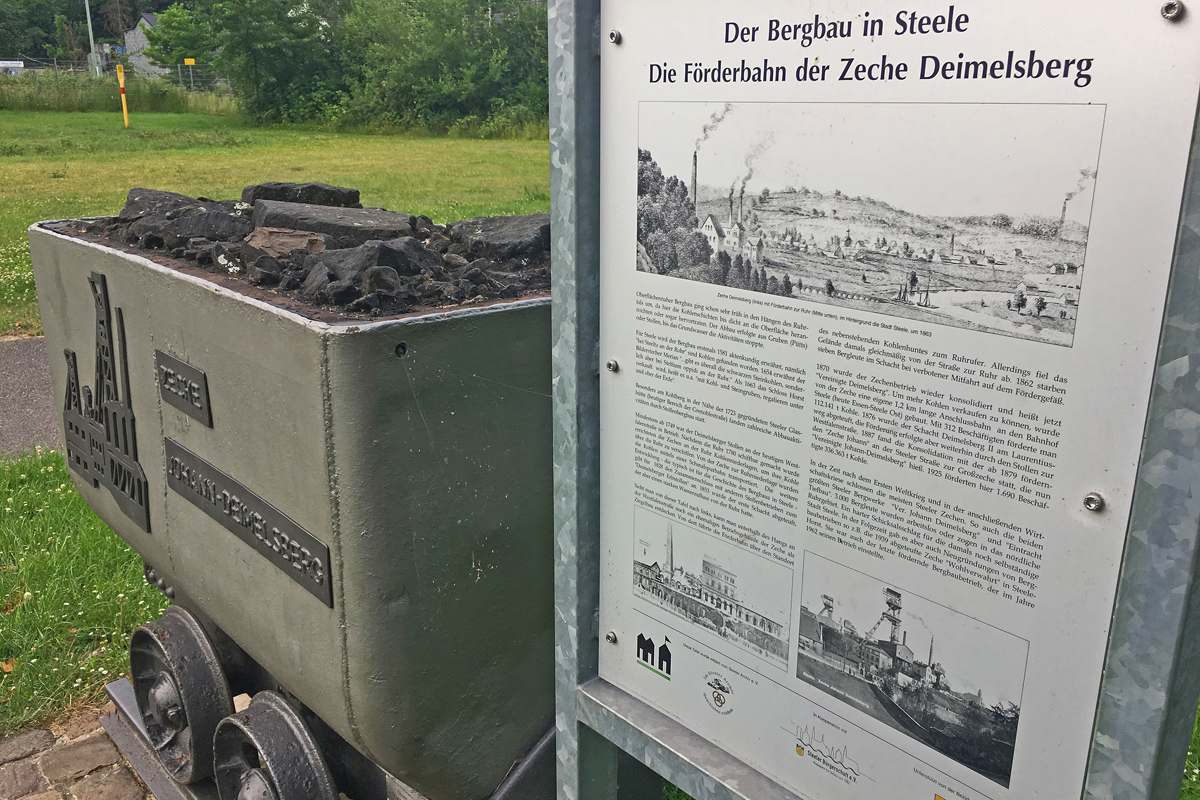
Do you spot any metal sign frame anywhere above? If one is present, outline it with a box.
[549,1,1200,798]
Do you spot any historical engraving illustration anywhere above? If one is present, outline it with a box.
[636,102,1105,346]
[633,506,793,669]
[796,553,1028,786]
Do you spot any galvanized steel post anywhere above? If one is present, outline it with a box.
[548,0,612,795]
[1082,106,1200,800]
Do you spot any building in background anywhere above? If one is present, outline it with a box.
[122,13,167,76]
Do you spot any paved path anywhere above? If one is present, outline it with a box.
[0,705,152,800]
[0,340,153,799]
[0,337,58,459]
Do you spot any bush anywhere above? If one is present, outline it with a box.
[1013,215,1060,238]
[339,0,548,132]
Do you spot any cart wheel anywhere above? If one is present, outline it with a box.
[213,691,337,800]
[130,606,233,783]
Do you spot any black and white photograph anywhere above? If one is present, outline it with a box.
[636,101,1105,346]
[633,506,793,669]
[795,552,1028,786]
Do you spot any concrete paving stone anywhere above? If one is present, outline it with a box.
[37,738,117,786]
[67,766,143,800]
[50,706,112,743]
[0,757,49,800]
[0,731,55,768]
[23,791,65,800]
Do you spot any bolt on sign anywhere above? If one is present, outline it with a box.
[593,2,1200,799]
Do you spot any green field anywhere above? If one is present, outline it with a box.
[0,110,550,337]
[0,449,168,735]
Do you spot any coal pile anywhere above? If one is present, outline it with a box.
[84,182,551,316]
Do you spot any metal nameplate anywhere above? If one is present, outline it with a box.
[164,439,333,607]
[156,350,212,427]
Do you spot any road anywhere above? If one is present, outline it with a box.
[0,336,58,458]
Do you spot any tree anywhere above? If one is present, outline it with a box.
[645,231,676,273]
[204,0,348,121]
[635,149,711,275]
[341,0,547,129]
[1033,296,1046,316]
[1014,215,1060,238]
[1013,290,1027,312]
[825,278,835,296]
[723,254,738,286]
[782,274,793,296]
[673,230,711,269]
[990,702,1020,739]
[144,4,212,67]
[714,250,732,285]
[637,149,664,197]
[0,2,91,60]
[100,0,135,43]
[51,15,86,66]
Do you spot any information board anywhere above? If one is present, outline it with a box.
[597,4,1200,799]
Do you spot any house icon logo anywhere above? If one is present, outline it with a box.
[636,633,671,680]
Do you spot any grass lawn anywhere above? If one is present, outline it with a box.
[0,449,167,736]
[0,110,550,337]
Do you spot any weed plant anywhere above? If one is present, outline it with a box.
[0,239,39,336]
[0,450,168,736]
[1185,719,1200,799]
[0,73,236,115]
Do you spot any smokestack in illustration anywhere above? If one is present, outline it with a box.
[1059,167,1097,239]
[739,186,745,224]
[666,524,674,575]
[691,151,698,207]
[728,186,735,226]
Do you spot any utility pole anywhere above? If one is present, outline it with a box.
[83,0,101,77]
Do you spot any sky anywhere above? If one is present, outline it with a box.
[635,505,793,623]
[639,101,1105,224]
[800,552,1028,707]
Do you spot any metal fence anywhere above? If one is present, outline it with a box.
[0,55,94,76]
[167,63,223,92]
[1,55,224,91]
